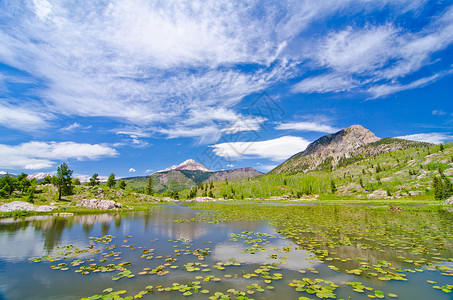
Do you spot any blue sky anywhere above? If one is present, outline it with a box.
[1,0,453,178]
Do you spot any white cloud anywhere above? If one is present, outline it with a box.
[292,73,357,94]
[0,101,50,131]
[294,5,453,97]
[367,73,441,98]
[129,168,136,173]
[275,121,339,133]
[0,0,439,142]
[145,169,153,174]
[316,25,398,74]
[397,133,453,144]
[432,110,447,116]
[32,0,53,21]
[211,136,310,161]
[0,141,118,170]
[257,164,278,172]
[60,122,92,132]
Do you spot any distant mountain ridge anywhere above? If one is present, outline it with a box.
[271,125,431,175]
[158,159,212,172]
[124,160,262,192]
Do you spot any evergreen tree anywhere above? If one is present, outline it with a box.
[330,179,337,193]
[119,180,127,190]
[41,176,52,185]
[89,173,100,186]
[0,173,17,196]
[56,162,73,200]
[432,175,453,200]
[359,178,364,188]
[145,177,153,195]
[440,143,444,152]
[72,178,81,185]
[106,173,116,188]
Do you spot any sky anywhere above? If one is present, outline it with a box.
[0,0,453,178]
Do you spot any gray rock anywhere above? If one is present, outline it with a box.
[442,197,453,205]
[0,201,56,212]
[77,199,117,210]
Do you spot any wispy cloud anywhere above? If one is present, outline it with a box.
[292,73,357,94]
[293,5,453,98]
[275,121,339,133]
[0,0,441,142]
[0,101,51,131]
[0,141,118,170]
[397,132,453,144]
[432,110,447,116]
[211,136,310,161]
[60,122,92,132]
[129,168,136,173]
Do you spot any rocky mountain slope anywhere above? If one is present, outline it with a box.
[271,125,431,175]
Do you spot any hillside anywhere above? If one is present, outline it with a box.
[201,142,452,200]
[271,125,431,175]
[123,167,262,193]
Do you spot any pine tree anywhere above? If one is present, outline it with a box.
[106,173,116,188]
[56,162,73,200]
[89,173,100,186]
[119,180,127,190]
[145,177,153,195]
[330,179,337,193]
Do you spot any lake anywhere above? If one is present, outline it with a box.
[0,204,452,299]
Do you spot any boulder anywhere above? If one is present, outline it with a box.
[0,201,56,212]
[442,197,453,205]
[77,199,117,210]
[193,197,214,202]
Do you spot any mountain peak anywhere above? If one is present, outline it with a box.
[158,159,212,173]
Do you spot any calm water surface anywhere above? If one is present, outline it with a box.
[0,205,452,299]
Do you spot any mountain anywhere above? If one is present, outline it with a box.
[207,167,263,181]
[124,162,262,193]
[271,125,431,175]
[27,172,53,181]
[157,159,212,172]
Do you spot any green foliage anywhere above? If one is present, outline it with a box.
[432,174,452,200]
[0,173,17,197]
[330,179,337,193]
[119,180,127,190]
[106,173,116,188]
[55,162,73,200]
[89,173,100,186]
[41,176,52,184]
[145,177,153,195]
[72,178,81,185]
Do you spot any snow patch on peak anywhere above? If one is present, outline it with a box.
[158,159,212,173]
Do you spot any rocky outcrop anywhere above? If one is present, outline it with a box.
[271,125,431,175]
[208,167,263,182]
[77,199,121,210]
[0,201,56,212]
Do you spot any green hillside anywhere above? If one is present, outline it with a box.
[178,142,453,200]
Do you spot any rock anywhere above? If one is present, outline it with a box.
[193,197,214,202]
[442,197,453,205]
[409,190,423,196]
[367,189,388,199]
[52,212,74,217]
[0,201,56,212]
[95,188,104,195]
[77,199,117,210]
